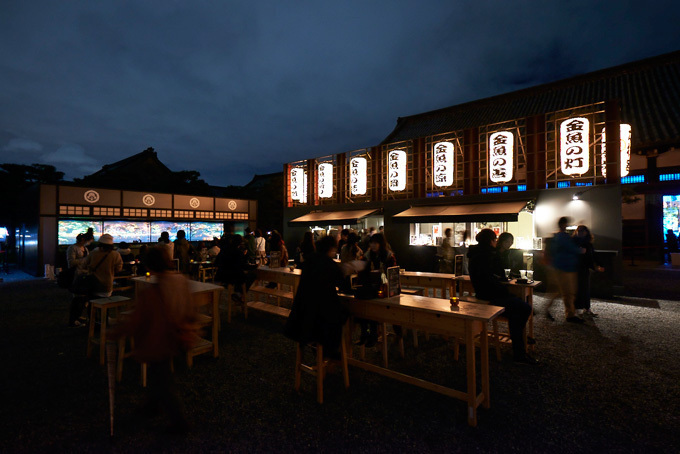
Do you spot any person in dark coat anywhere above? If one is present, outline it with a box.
[214,234,256,302]
[467,229,537,365]
[284,236,348,360]
[573,225,604,317]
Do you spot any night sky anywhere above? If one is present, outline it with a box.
[2,1,679,186]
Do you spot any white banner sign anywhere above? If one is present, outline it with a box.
[560,117,590,176]
[290,167,305,202]
[601,124,632,178]
[489,131,514,183]
[388,150,406,192]
[433,142,454,187]
[350,157,367,195]
[318,163,333,198]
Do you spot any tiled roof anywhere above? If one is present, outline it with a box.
[381,51,680,152]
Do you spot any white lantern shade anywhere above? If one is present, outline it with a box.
[290,167,303,202]
[488,132,514,183]
[349,157,367,195]
[433,142,454,187]
[560,117,590,176]
[318,163,333,198]
[387,150,407,192]
[601,124,632,178]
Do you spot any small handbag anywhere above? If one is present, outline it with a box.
[69,252,109,295]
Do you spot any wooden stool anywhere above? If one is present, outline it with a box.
[225,282,248,323]
[87,296,131,365]
[453,296,509,361]
[359,323,398,367]
[294,334,349,404]
[117,333,174,387]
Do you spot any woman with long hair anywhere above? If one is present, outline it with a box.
[269,231,289,267]
[295,231,316,269]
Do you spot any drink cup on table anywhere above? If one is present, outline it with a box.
[504,269,511,279]
[527,270,534,281]
[520,270,527,279]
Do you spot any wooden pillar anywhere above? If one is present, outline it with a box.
[526,114,546,190]
[371,146,382,201]
[336,153,346,204]
[283,164,292,208]
[306,159,317,206]
[463,128,480,195]
[414,138,426,198]
[604,99,621,184]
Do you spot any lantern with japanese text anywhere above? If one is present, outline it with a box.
[318,163,333,198]
[433,142,454,187]
[350,157,367,195]
[560,117,590,176]
[601,124,632,178]
[290,167,303,202]
[387,150,406,191]
[488,132,514,183]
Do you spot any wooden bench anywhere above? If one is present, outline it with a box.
[249,285,294,300]
[246,300,291,318]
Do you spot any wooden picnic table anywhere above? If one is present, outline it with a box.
[132,276,223,367]
[340,293,504,427]
[400,270,456,298]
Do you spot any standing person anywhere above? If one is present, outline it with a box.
[666,229,678,261]
[467,229,537,364]
[66,233,92,327]
[295,231,316,269]
[173,230,194,274]
[243,227,257,265]
[158,231,174,260]
[437,228,454,273]
[254,229,266,264]
[284,236,349,360]
[269,231,289,267]
[573,225,604,317]
[116,247,196,434]
[550,217,585,323]
[340,232,363,263]
[338,229,350,253]
[215,234,256,303]
[116,241,135,274]
[356,233,397,348]
[83,234,123,298]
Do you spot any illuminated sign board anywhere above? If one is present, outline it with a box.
[350,157,367,195]
[601,124,632,178]
[560,117,590,176]
[290,167,305,203]
[318,163,333,198]
[387,150,406,191]
[488,132,514,183]
[433,142,454,187]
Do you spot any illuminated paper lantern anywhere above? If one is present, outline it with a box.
[302,170,308,202]
[560,117,590,176]
[290,167,303,202]
[350,157,367,195]
[387,150,406,191]
[601,124,632,178]
[318,163,333,198]
[488,132,514,183]
[433,142,454,187]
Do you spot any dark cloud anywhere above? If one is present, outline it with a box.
[1,1,679,185]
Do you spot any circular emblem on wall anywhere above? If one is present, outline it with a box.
[228,200,237,211]
[189,197,200,208]
[83,190,100,204]
[142,194,156,206]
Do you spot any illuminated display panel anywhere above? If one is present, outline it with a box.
[663,195,680,234]
[601,124,632,178]
[103,221,151,244]
[58,220,103,245]
[150,222,191,242]
[489,132,514,183]
[433,142,454,187]
[190,222,224,241]
[560,117,590,176]
[349,157,367,195]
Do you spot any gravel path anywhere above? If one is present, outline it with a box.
[1,279,679,453]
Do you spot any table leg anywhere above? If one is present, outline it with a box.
[480,322,490,409]
[465,322,477,427]
[526,289,534,351]
[212,291,219,358]
[100,307,107,366]
[87,302,95,357]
